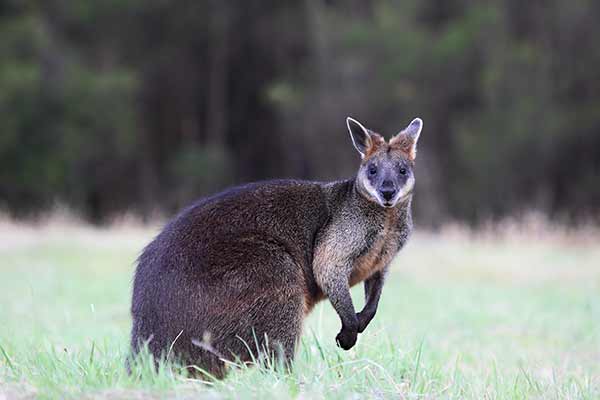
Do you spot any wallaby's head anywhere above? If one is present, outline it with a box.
[347,117,423,208]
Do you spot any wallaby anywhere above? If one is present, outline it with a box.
[130,116,423,378]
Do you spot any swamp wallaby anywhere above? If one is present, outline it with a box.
[130,116,423,378]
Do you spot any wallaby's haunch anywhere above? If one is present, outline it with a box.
[130,116,423,378]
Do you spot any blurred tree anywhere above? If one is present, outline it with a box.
[0,0,598,224]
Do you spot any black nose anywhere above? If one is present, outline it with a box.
[380,187,396,202]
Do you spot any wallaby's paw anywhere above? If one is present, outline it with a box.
[335,328,357,350]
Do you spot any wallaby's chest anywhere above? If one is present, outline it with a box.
[312,204,410,301]
[348,212,402,287]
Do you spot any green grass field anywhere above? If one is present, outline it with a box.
[1,223,599,399]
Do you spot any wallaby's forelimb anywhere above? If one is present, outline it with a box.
[357,268,387,333]
[320,268,359,350]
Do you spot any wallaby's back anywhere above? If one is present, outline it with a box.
[130,179,329,377]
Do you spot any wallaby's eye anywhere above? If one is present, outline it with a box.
[399,167,407,175]
[368,165,377,176]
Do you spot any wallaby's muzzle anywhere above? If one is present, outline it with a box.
[380,187,396,202]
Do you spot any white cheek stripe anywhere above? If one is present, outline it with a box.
[391,175,415,204]
[362,175,385,205]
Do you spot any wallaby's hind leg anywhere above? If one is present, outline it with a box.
[212,286,305,372]
[208,250,305,372]
[259,292,305,369]
[132,240,307,379]
[184,292,304,379]
[185,348,228,380]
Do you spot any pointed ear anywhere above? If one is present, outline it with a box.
[389,118,423,160]
[346,117,372,158]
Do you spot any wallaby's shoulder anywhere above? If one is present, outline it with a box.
[317,179,356,212]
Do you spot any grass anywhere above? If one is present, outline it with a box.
[0,222,599,399]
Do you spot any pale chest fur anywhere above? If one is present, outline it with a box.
[312,206,409,293]
[348,211,402,287]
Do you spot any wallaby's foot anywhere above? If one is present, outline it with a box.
[335,327,358,350]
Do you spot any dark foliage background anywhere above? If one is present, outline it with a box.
[1,0,599,224]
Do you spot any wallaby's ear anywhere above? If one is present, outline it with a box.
[389,118,423,160]
[346,117,372,158]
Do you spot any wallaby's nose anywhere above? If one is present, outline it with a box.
[380,181,396,201]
